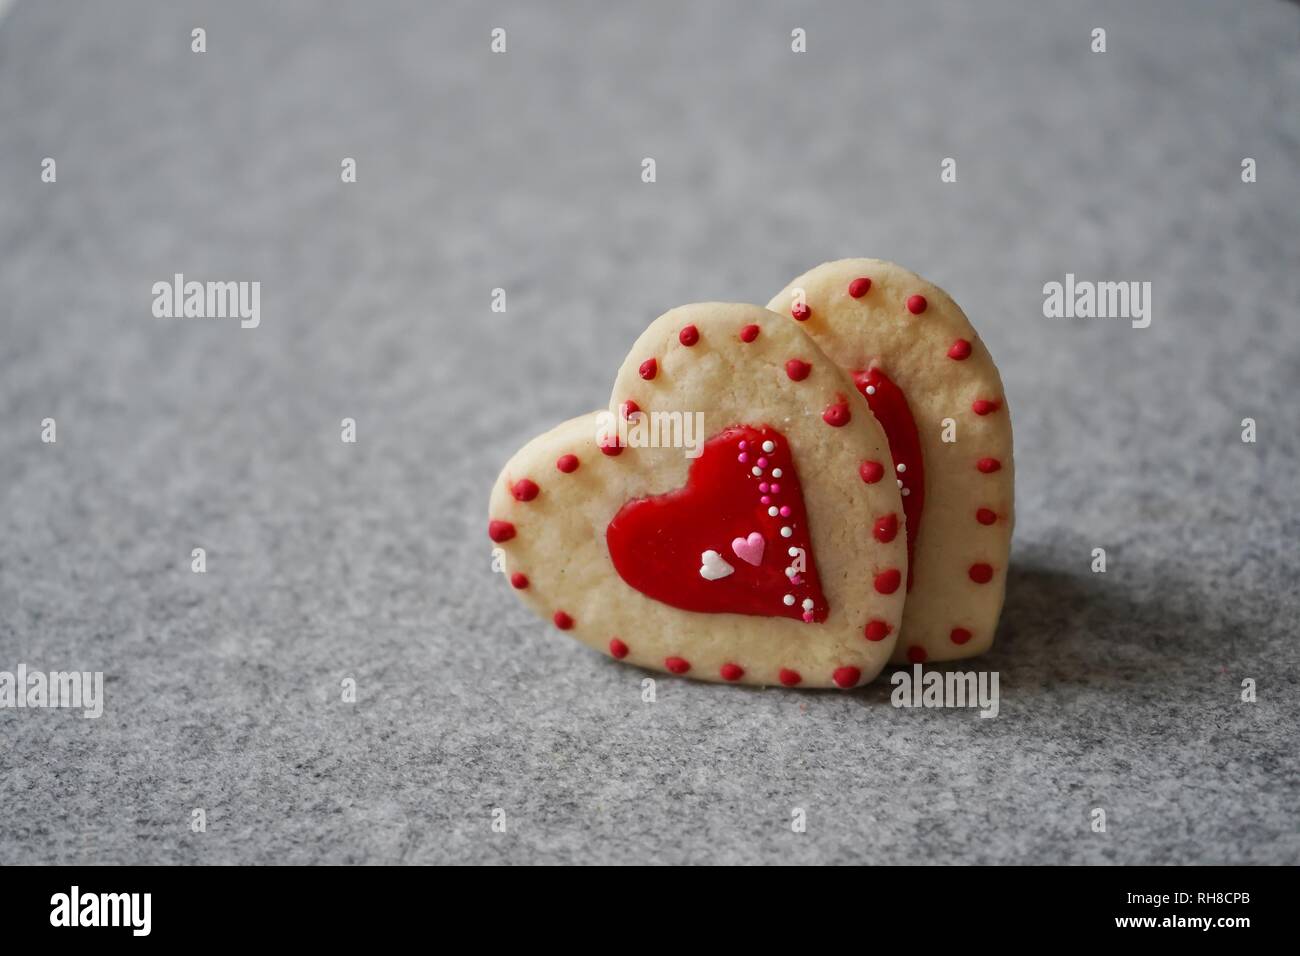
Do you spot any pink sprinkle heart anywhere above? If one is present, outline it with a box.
[731,532,765,566]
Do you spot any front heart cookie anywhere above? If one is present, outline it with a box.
[607,425,826,622]
[489,302,906,688]
[769,259,1015,663]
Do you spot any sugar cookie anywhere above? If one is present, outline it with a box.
[489,302,907,687]
[769,260,1015,663]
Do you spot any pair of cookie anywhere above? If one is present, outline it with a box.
[489,259,1014,688]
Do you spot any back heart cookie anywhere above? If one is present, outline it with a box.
[769,259,1015,663]
[489,302,907,688]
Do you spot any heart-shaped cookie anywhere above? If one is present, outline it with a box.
[489,303,907,687]
[769,260,1015,663]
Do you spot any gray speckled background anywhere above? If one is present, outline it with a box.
[1,0,1297,865]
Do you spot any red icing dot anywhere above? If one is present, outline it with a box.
[948,339,972,360]
[785,358,811,381]
[832,666,861,689]
[864,619,893,642]
[665,656,691,675]
[639,358,658,380]
[609,637,629,659]
[907,645,927,664]
[509,572,529,589]
[976,507,998,525]
[599,437,624,457]
[488,520,516,543]
[969,563,994,583]
[791,302,811,321]
[720,663,745,682]
[848,277,872,298]
[553,610,574,630]
[873,513,899,543]
[511,478,539,502]
[972,399,1002,416]
[906,294,928,315]
[977,457,1002,474]
[859,460,884,484]
[679,325,700,346]
[740,324,760,342]
[556,454,580,473]
[778,668,802,687]
[822,399,851,427]
[950,627,973,645]
[620,399,641,420]
[874,569,902,594]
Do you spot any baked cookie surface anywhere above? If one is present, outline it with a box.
[489,302,907,687]
[768,260,1015,663]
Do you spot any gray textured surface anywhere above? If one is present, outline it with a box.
[1,0,1298,865]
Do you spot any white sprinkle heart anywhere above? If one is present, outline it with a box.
[699,550,735,581]
[731,532,765,567]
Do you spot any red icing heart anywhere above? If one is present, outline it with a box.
[606,425,828,623]
[853,367,923,590]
